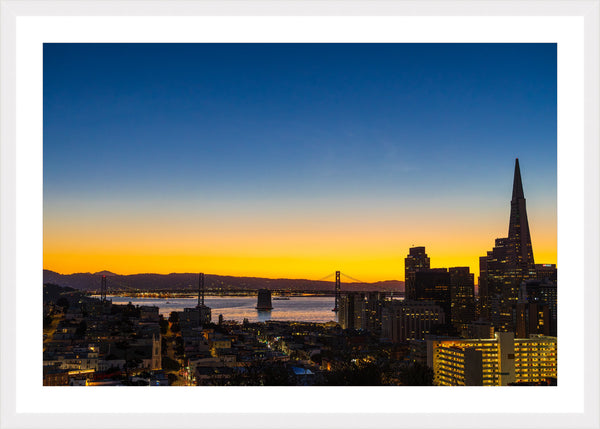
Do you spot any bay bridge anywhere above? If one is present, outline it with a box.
[315,271,371,312]
[87,271,402,311]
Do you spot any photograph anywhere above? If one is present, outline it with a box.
[41,43,558,388]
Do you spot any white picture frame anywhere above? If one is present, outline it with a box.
[1,1,598,428]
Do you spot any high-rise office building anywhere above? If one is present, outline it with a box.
[516,279,557,337]
[507,159,536,277]
[519,279,557,321]
[361,292,385,333]
[480,237,519,330]
[432,332,556,386]
[479,159,539,331]
[466,319,495,339]
[535,264,557,282]
[515,301,550,338]
[381,300,445,342]
[182,306,211,326]
[339,292,386,332]
[414,268,451,320]
[405,246,430,300]
[449,267,476,333]
[339,292,364,330]
[406,257,472,331]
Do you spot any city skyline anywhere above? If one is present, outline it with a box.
[43,43,557,281]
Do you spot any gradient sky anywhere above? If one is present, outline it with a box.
[43,43,557,282]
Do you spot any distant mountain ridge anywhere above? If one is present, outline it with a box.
[93,270,118,276]
[43,270,404,293]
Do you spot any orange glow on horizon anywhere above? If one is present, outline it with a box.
[43,211,557,282]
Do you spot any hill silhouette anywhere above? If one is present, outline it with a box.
[93,270,118,276]
[43,270,404,293]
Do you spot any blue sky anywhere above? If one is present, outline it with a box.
[43,43,557,279]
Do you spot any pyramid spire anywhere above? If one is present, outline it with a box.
[511,158,524,201]
[508,158,534,271]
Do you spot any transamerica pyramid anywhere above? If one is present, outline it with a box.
[507,158,535,277]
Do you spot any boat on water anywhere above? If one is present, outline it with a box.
[273,297,290,300]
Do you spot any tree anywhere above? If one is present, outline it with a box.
[167,373,178,385]
[56,297,69,312]
[75,320,87,338]
[260,362,291,386]
[162,356,180,371]
[174,336,185,356]
[323,361,383,386]
[115,340,130,350]
[43,315,53,329]
[398,362,433,386]
[125,358,142,374]
[159,316,169,335]
[219,361,292,386]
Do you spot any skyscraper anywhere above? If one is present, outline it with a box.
[432,332,556,386]
[338,292,363,330]
[381,300,445,342]
[506,158,536,280]
[414,268,451,320]
[449,267,476,334]
[405,246,430,300]
[479,159,537,331]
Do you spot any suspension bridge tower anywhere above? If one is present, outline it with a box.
[100,275,107,302]
[332,271,341,312]
[198,272,205,307]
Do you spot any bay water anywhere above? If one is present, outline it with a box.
[102,295,339,323]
